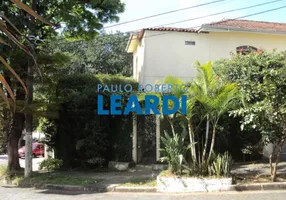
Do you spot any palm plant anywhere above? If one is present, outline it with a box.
[157,75,197,163]
[189,62,238,169]
[156,75,186,136]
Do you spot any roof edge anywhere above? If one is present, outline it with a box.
[201,25,286,35]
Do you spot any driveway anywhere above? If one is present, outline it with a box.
[0,154,44,171]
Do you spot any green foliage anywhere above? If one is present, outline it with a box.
[214,114,262,161]
[214,51,286,145]
[208,152,233,178]
[214,50,286,181]
[10,173,102,187]
[1,0,125,40]
[160,130,190,175]
[39,158,63,172]
[50,33,133,76]
[190,62,238,123]
[42,74,137,168]
[158,63,238,176]
[0,130,6,154]
[0,164,8,177]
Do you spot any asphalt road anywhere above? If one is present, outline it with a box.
[1,187,286,200]
[0,154,44,171]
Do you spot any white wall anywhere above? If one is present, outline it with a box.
[133,37,146,83]
[136,30,286,85]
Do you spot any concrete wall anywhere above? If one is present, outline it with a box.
[133,37,146,83]
[263,143,286,161]
[134,30,286,85]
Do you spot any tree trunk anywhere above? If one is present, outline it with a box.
[7,112,25,172]
[208,123,217,161]
[269,144,277,176]
[7,76,26,173]
[25,63,34,178]
[188,120,196,163]
[24,0,37,178]
[202,115,210,168]
[272,134,286,182]
[167,116,175,136]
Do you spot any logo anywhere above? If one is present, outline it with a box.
[97,84,188,115]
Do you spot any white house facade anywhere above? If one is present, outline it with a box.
[127,19,286,86]
[126,19,286,162]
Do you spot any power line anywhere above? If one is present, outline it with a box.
[104,0,227,29]
[129,5,286,42]
[150,0,284,28]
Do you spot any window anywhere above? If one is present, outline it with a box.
[236,45,258,55]
[185,41,196,46]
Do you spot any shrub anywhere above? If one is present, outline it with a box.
[0,164,8,177]
[42,74,137,168]
[39,158,63,172]
[160,130,189,175]
[208,152,233,177]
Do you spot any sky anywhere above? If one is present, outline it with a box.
[104,0,286,33]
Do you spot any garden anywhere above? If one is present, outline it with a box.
[0,0,286,193]
[153,51,286,191]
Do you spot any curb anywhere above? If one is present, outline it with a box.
[43,184,118,192]
[2,177,286,193]
[229,182,286,191]
[113,186,157,193]
[45,184,156,192]
[25,182,286,192]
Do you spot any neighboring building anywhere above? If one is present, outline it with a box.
[126,19,286,86]
[126,19,286,162]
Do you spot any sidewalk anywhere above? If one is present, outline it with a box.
[51,168,159,192]
[2,162,286,193]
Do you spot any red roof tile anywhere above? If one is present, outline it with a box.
[203,19,286,33]
[144,27,199,33]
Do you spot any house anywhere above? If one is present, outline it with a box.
[126,19,286,86]
[126,19,286,163]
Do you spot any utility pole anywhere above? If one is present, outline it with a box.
[24,63,33,178]
[24,0,37,178]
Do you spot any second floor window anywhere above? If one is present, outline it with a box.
[236,45,258,55]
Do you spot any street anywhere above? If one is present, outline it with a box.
[0,155,44,171]
[0,187,286,200]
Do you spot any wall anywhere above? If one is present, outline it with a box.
[132,37,146,84]
[137,30,286,85]
[142,31,210,85]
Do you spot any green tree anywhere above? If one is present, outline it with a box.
[214,51,286,181]
[53,33,132,76]
[0,0,125,172]
[156,63,237,175]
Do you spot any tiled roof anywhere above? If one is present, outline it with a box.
[203,19,286,33]
[143,27,200,33]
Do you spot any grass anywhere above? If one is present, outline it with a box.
[0,165,103,187]
[160,170,176,177]
[0,164,8,177]
[16,173,103,187]
[120,178,157,187]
